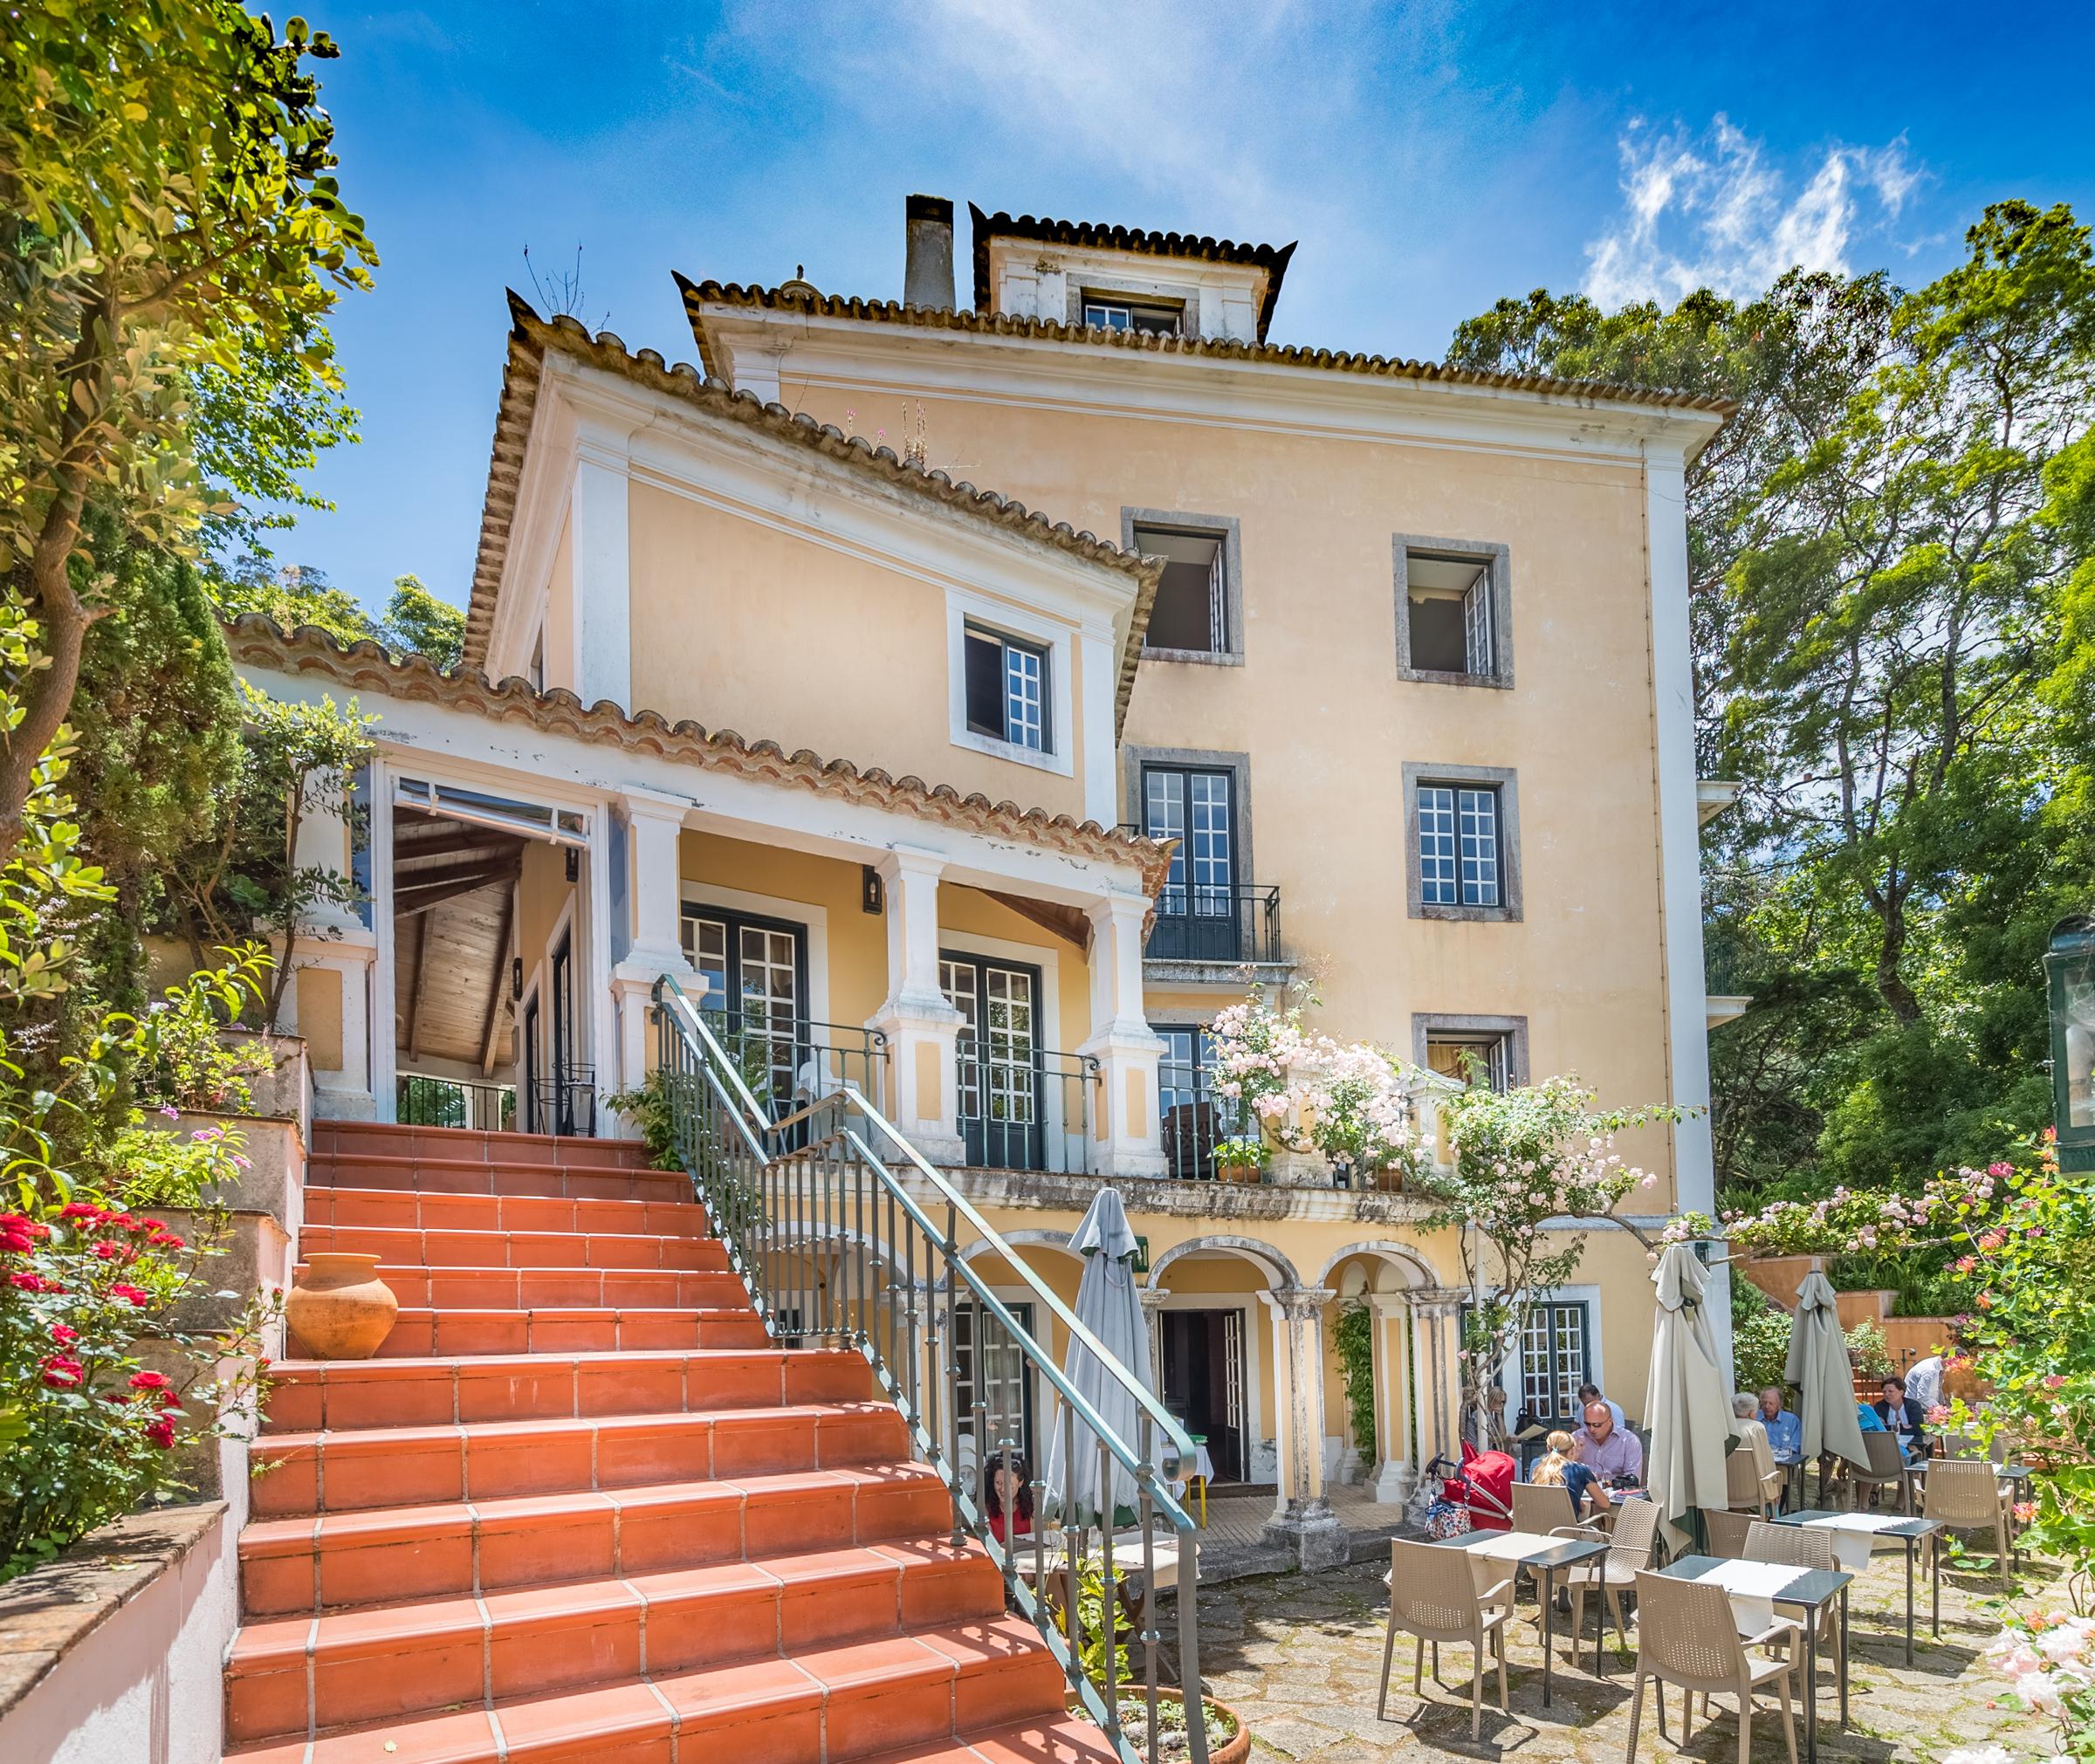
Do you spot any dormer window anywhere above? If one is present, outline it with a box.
[1082,294,1183,337]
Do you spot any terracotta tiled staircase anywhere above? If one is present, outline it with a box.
[223,1122,1107,1764]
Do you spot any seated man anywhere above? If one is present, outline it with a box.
[1757,1386,1803,1463]
[1572,1399,1644,1485]
[1577,1382,1626,1431]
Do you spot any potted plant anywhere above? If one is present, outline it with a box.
[1211,1136,1268,1184]
[1067,1560,1249,1763]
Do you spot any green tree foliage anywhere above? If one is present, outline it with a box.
[378,576,465,672]
[0,3,374,852]
[215,561,465,669]
[1451,202,2095,1201]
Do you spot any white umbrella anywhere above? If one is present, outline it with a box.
[1645,1243,1737,1555]
[1044,1187,1151,1527]
[1788,1269,1869,1471]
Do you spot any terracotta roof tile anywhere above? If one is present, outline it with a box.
[223,615,1175,896]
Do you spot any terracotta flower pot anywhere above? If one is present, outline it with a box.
[1123,1687,1248,1764]
[286,1253,398,1359]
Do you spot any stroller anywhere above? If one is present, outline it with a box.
[1415,1440,1517,1537]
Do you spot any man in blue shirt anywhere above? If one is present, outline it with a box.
[1757,1387,1803,1463]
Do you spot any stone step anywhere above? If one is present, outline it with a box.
[224,1538,1006,1741]
[297,1221,732,1272]
[250,1402,915,1521]
[308,1150,689,1204]
[337,1260,750,1312]
[313,1121,655,1170]
[329,1304,766,1360]
[260,1346,871,1435]
[223,1616,1066,1763]
[239,1459,953,1613]
[303,1184,711,1238]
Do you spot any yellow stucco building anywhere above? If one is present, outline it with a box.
[232,195,1734,1563]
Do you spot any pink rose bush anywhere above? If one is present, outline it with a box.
[1951,1609,2095,1762]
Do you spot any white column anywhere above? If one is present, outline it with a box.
[1259,1286,1344,1569]
[285,774,379,1120]
[1138,1287,1170,1403]
[568,435,634,713]
[608,788,702,1121]
[1075,892,1166,1180]
[870,848,967,1165]
[1406,1287,1465,1480]
[1369,1293,1414,1504]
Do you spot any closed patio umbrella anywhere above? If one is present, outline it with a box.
[1645,1242,1736,1555]
[1044,1186,1151,1527]
[1788,1268,1869,1471]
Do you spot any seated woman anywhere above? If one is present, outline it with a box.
[1533,1429,1613,1520]
[983,1449,1034,1546]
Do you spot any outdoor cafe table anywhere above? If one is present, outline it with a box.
[1419,1529,1611,1709]
[1013,1531,1192,1674]
[1770,1509,1943,1664]
[1658,1554,1851,1764]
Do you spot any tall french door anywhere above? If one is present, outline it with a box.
[521,994,541,1134]
[941,952,1042,1170]
[954,1301,1036,1471]
[679,906,807,1114]
[1143,764,1239,961]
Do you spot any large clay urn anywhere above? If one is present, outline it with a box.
[286,1253,398,1360]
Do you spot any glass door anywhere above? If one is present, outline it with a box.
[941,953,1042,1170]
[520,994,540,1134]
[548,929,580,1135]
[955,1300,1036,1472]
[1143,765,1239,960]
[680,907,807,1117]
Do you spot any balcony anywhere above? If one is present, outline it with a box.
[955,1035,1098,1176]
[1141,882,1288,983]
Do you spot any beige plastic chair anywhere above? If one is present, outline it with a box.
[1923,1458,2017,1593]
[1725,1435,1786,1517]
[1558,1496,1660,1648]
[1703,1507,1755,1559]
[1626,1570,1801,1764]
[1514,1481,1579,1534]
[1848,1431,1916,1513]
[1378,1537,1516,1740]
[1744,1520,1840,1650]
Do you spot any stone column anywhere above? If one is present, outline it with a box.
[1138,1286,1170,1397]
[1260,1286,1345,1569]
[1368,1293,1415,1504]
[1406,1287,1466,1480]
[607,788,703,1119]
[1075,892,1166,1179]
[870,848,967,1165]
[285,772,379,1120]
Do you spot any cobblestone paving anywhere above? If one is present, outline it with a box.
[1194,1548,2051,1762]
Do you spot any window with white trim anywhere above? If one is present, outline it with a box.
[1520,1301,1592,1427]
[963,625,1050,753]
[1425,1031,1511,1092]
[1082,294,1182,336]
[1417,783,1502,909]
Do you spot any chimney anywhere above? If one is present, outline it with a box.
[903,194,955,310]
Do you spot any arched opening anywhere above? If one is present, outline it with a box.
[1144,1238,1295,1491]
[1319,1244,1439,1506]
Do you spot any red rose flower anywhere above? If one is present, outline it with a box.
[145,1415,176,1449]
[107,1284,151,1307]
[51,1323,79,1345]
[128,1369,172,1392]
[0,1229,32,1254]
[10,1272,60,1293]
[58,1202,105,1222]
[40,1356,84,1389]
[93,1241,130,1262]
[145,1231,185,1250]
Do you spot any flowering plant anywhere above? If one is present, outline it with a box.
[1205,988,1433,1185]
[1947,1607,2095,1763]
[1414,1074,1685,1442]
[125,945,276,1116]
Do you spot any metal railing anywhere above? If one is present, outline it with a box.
[650,975,1207,1764]
[532,1063,597,1138]
[1154,1055,1250,1183]
[955,1036,1098,1176]
[703,1011,890,1123]
[1144,882,1282,965]
[396,1073,517,1131]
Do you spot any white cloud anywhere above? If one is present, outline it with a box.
[1583,114,1921,308]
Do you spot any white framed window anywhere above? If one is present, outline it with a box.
[945,594,1075,778]
[965,624,1048,752]
[1082,294,1182,336]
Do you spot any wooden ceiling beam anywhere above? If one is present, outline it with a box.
[407,911,432,1060]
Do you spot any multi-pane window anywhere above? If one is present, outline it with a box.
[1426,1033,1511,1092]
[963,625,1049,753]
[1418,784,1501,909]
[1082,296,1182,336]
[1402,549,1499,681]
[1144,766,1233,916]
[679,908,804,1106]
[1134,524,1228,655]
[1519,1302,1592,1425]
[943,954,1041,1169]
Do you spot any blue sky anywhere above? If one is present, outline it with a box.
[288,0,2095,609]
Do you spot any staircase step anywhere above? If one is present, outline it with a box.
[224,1616,1063,1762]
[313,1122,654,1170]
[299,1222,732,1272]
[334,1305,766,1359]
[304,1186,712,1238]
[259,1346,872,1435]
[249,1400,916,1521]
[341,1262,750,1311]
[240,1466,960,1616]
[226,1539,1006,1740]
[310,1150,687,1204]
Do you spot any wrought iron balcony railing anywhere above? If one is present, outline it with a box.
[1155,1054,1250,1183]
[1144,882,1282,966]
[955,1036,1098,1176]
[649,975,1208,1764]
[395,1073,517,1132]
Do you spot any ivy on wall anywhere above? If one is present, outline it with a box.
[1333,1301,1377,1455]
